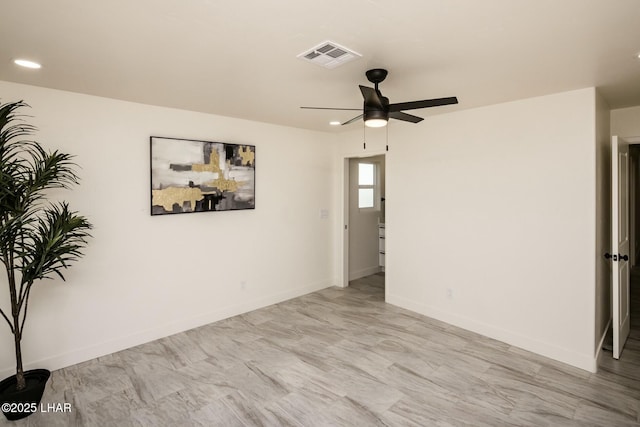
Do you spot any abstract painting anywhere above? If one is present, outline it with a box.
[150,136,255,215]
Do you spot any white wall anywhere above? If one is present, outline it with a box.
[1,80,606,376]
[348,155,385,280]
[611,106,640,137]
[335,88,600,371]
[0,81,335,378]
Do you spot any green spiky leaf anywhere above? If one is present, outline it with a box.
[0,100,92,391]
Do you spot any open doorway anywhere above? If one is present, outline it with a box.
[344,154,386,291]
[631,145,640,269]
[628,144,640,348]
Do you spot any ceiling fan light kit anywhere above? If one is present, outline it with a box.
[364,109,389,127]
[301,68,458,127]
[364,119,388,128]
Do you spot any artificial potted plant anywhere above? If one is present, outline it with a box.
[0,100,92,421]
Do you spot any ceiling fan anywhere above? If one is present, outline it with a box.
[301,68,458,127]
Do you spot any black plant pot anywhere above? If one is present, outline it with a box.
[0,369,50,421]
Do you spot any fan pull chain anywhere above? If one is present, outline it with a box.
[386,123,389,151]
[363,121,366,150]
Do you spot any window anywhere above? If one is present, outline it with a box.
[358,162,376,209]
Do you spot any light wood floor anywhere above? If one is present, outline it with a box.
[3,273,640,426]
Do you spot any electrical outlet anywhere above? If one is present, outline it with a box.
[446,288,453,299]
[241,280,247,290]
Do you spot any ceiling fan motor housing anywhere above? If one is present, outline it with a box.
[364,108,389,122]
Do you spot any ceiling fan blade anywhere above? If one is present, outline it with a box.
[359,85,384,109]
[300,107,362,111]
[388,96,458,112]
[389,111,424,123]
[341,114,364,126]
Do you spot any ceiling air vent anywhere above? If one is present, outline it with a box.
[297,41,361,69]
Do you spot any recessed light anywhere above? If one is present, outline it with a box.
[329,121,341,126]
[14,59,41,69]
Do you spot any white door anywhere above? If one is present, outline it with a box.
[612,135,631,359]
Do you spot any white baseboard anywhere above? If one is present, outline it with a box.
[1,279,332,379]
[387,293,598,373]
[349,266,381,281]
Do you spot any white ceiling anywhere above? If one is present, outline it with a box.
[1,0,639,132]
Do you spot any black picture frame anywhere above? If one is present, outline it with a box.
[150,136,255,215]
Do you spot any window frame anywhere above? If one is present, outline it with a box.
[357,161,379,211]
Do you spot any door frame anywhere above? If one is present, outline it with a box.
[339,149,386,288]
